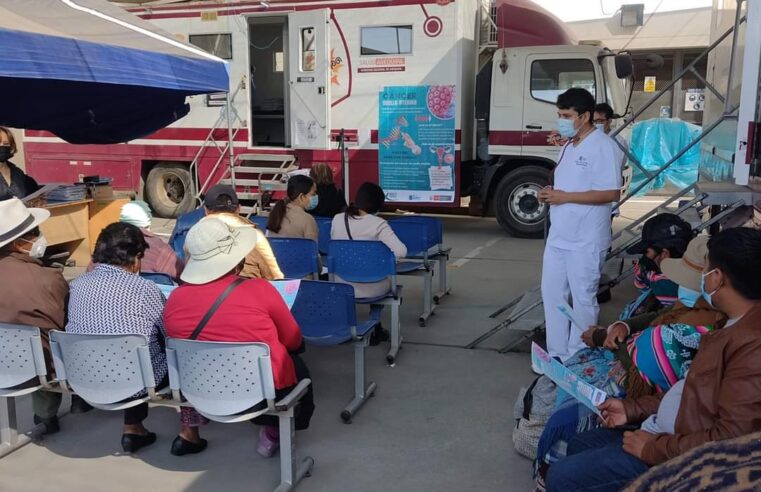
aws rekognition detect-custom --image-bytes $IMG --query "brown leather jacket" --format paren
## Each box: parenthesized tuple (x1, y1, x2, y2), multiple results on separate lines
(622, 302, 761, 465)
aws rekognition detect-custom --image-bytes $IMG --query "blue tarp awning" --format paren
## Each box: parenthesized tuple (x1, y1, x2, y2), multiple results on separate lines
(0, 0, 229, 144)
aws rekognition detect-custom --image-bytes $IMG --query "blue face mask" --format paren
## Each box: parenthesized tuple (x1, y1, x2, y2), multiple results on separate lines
(700, 269, 719, 307)
(557, 117, 579, 138)
(678, 285, 701, 308)
(305, 194, 319, 211)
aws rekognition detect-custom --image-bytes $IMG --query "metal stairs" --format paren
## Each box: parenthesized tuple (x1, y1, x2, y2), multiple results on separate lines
(218, 152, 298, 216)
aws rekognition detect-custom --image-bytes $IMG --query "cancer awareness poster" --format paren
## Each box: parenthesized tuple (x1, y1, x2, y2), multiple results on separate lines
(378, 85, 456, 203)
(531, 343, 608, 416)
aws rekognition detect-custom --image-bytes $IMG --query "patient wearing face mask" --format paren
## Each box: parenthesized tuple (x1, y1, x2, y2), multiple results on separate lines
(266, 174, 320, 242)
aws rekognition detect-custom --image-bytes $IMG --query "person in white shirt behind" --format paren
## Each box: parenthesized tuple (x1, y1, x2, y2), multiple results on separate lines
(331, 182, 407, 300)
(538, 88, 623, 361)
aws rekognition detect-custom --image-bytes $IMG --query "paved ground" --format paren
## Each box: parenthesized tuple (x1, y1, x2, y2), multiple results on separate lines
(1, 202, 648, 492)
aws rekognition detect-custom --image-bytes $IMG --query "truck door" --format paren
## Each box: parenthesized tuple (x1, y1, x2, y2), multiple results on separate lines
(522, 54, 598, 160)
(288, 10, 331, 149)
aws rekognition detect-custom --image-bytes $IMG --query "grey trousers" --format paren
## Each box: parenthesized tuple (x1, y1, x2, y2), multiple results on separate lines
(32, 391, 62, 419)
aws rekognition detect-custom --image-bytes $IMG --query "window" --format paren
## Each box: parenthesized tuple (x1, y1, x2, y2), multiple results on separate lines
(361, 26, 412, 56)
(530, 59, 595, 104)
(301, 27, 316, 72)
(189, 33, 232, 60)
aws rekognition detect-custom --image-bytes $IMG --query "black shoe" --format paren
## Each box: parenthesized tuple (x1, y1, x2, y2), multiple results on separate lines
(121, 432, 157, 453)
(171, 435, 208, 456)
(70, 395, 94, 414)
(369, 325, 390, 346)
(33, 415, 60, 435)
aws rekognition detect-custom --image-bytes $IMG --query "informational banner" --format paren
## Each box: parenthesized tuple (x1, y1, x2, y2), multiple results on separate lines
(531, 343, 608, 416)
(378, 85, 456, 203)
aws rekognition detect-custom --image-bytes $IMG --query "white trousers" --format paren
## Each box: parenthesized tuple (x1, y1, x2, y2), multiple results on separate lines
(541, 245, 606, 361)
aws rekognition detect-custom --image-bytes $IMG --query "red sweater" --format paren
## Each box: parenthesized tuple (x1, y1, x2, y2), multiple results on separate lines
(163, 275, 303, 389)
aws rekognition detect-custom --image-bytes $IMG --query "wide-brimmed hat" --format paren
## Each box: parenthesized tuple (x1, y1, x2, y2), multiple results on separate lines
(180, 217, 257, 285)
(626, 213, 693, 255)
(660, 235, 709, 292)
(0, 197, 50, 248)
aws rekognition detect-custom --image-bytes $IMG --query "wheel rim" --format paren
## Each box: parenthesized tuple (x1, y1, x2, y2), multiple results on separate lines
(508, 182, 546, 226)
(163, 174, 186, 204)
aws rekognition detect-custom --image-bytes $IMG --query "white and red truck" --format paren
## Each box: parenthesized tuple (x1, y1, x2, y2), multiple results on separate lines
(23, 0, 631, 237)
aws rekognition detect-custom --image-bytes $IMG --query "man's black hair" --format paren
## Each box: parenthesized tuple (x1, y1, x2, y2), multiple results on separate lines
(556, 88, 596, 123)
(92, 222, 148, 267)
(707, 227, 761, 300)
(594, 103, 615, 120)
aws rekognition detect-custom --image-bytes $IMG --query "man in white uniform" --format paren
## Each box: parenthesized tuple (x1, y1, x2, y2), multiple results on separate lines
(539, 89, 622, 360)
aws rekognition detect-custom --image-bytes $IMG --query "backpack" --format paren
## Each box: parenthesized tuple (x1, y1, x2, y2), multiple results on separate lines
(512, 375, 557, 460)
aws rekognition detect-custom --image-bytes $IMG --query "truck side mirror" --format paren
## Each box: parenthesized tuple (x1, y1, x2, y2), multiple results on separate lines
(614, 53, 633, 79)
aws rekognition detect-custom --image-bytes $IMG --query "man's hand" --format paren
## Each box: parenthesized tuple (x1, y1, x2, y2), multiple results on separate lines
(622, 430, 656, 459)
(538, 187, 568, 205)
(598, 398, 628, 427)
(604, 322, 629, 350)
(582, 325, 605, 348)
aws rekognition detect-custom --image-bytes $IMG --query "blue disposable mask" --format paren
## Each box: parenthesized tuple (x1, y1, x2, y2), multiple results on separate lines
(305, 194, 319, 211)
(557, 118, 579, 138)
(594, 123, 606, 133)
(677, 285, 701, 308)
(700, 269, 719, 307)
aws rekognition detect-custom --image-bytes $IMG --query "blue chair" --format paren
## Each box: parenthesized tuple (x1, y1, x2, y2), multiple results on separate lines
(49, 331, 166, 410)
(327, 240, 403, 365)
(289, 280, 378, 423)
(249, 214, 270, 231)
(392, 216, 451, 302)
(389, 221, 437, 326)
(268, 238, 320, 279)
(139, 272, 175, 286)
(313, 216, 332, 256)
(166, 338, 313, 491)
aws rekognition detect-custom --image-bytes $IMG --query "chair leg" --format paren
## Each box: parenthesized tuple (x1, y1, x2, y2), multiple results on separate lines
(434, 254, 451, 303)
(418, 270, 435, 327)
(0, 396, 35, 459)
(341, 338, 377, 423)
(274, 411, 314, 492)
(386, 300, 401, 365)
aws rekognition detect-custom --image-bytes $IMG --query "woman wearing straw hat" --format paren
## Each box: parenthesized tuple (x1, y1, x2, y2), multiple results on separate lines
(164, 218, 314, 457)
(0, 197, 68, 433)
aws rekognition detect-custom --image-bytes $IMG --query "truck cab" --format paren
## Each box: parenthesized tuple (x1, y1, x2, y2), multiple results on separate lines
(475, 43, 629, 238)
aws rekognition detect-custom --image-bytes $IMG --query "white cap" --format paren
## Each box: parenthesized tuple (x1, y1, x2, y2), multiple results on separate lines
(180, 217, 257, 285)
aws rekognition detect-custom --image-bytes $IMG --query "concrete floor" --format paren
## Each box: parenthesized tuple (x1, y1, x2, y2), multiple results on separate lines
(0, 202, 648, 492)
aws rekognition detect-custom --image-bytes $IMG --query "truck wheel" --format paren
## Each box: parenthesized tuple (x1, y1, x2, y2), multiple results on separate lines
(494, 165, 550, 239)
(145, 163, 195, 218)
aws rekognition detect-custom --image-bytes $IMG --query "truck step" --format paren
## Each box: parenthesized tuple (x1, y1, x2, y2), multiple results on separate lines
(236, 153, 296, 163)
(234, 165, 297, 174)
(220, 178, 287, 188)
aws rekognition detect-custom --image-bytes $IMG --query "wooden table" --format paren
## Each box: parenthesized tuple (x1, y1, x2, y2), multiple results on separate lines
(39, 198, 129, 267)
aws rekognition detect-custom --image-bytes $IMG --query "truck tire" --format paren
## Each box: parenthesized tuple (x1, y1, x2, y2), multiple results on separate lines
(145, 163, 195, 219)
(493, 165, 550, 239)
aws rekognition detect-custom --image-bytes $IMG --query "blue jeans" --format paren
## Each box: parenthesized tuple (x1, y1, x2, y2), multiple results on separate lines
(546, 428, 650, 492)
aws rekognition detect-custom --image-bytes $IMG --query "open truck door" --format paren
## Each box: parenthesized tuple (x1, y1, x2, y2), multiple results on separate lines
(288, 9, 331, 149)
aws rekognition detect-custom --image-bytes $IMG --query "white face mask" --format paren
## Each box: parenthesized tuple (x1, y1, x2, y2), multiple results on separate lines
(22, 235, 48, 259)
(594, 123, 606, 133)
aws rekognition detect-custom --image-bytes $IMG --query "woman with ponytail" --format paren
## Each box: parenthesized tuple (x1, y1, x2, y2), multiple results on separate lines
(267, 175, 319, 241)
(330, 182, 406, 299)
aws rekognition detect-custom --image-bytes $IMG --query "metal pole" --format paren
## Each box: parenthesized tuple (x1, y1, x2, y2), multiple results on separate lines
(226, 92, 236, 188)
(724, 0, 745, 115)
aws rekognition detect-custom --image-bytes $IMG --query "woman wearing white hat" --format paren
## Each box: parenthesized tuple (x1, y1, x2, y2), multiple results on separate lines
(164, 218, 314, 457)
(0, 198, 68, 433)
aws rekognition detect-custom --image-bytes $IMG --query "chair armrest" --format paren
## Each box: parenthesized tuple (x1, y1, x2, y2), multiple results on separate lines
(352, 320, 380, 339)
(275, 378, 312, 411)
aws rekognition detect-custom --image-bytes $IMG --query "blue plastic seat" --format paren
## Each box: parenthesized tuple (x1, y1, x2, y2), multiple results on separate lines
(389, 221, 437, 326)
(327, 239, 403, 364)
(289, 280, 378, 422)
(314, 216, 332, 256)
(268, 237, 320, 279)
(166, 338, 313, 490)
(249, 214, 269, 231)
(392, 216, 451, 301)
(49, 331, 164, 410)
(139, 272, 175, 285)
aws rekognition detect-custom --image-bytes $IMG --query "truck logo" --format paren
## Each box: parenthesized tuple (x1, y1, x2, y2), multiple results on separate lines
(330, 49, 344, 86)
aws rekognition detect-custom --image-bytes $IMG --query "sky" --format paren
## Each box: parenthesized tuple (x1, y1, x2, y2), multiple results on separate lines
(531, 0, 713, 22)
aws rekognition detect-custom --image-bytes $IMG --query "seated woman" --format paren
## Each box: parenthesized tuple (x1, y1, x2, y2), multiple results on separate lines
(330, 182, 407, 299)
(267, 175, 319, 241)
(0, 127, 39, 201)
(67, 222, 167, 453)
(163, 218, 314, 457)
(535, 236, 726, 488)
(308, 163, 346, 218)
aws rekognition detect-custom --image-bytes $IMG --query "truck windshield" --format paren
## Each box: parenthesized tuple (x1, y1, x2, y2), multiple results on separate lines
(602, 56, 628, 117)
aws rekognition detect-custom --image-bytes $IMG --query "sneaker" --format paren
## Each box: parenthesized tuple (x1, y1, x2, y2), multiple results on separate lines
(33, 415, 60, 435)
(256, 427, 279, 458)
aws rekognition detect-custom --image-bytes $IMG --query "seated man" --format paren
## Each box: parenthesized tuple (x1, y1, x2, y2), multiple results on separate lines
(546, 227, 761, 492)
(619, 213, 693, 320)
(0, 198, 82, 433)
